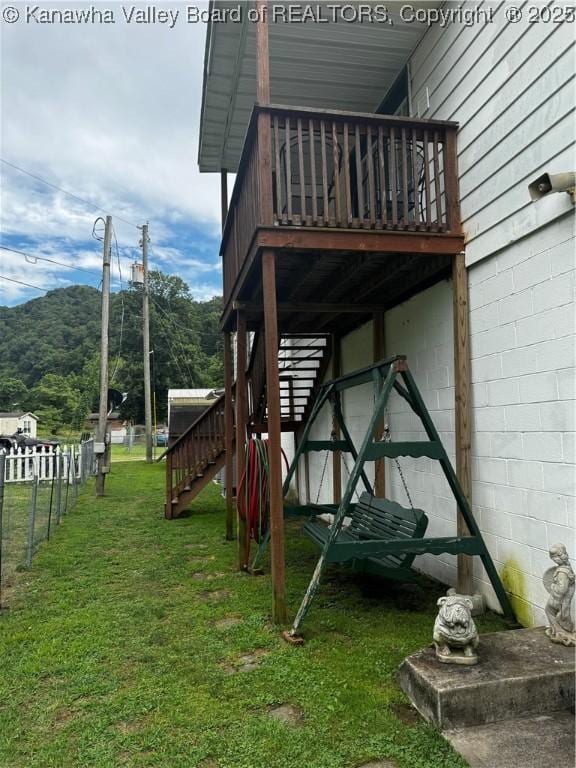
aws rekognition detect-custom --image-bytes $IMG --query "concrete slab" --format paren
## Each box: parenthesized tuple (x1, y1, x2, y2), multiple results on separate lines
(397, 627, 575, 729)
(444, 712, 575, 768)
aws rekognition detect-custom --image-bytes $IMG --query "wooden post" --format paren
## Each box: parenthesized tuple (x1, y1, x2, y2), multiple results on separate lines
(373, 311, 386, 497)
(444, 127, 461, 233)
(220, 170, 228, 232)
(235, 311, 248, 569)
(453, 252, 474, 594)
(95, 215, 112, 497)
(262, 249, 287, 624)
(294, 431, 301, 501)
(331, 335, 342, 504)
(224, 332, 235, 540)
(255, 0, 270, 103)
(255, 0, 273, 226)
(304, 452, 311, 503)
(165, 452, 173, 519)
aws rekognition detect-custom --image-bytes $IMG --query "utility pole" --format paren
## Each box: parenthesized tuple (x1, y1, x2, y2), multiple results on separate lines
(141, 223, 153, 463)
(95, 215, 112, 496)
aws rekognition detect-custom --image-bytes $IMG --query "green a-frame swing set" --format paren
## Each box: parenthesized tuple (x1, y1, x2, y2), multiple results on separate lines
(256, 354, 516, 639)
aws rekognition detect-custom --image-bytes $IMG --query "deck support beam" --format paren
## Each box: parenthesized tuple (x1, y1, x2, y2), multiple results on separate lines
(220, 170, 228, 232)
(235, 310, 248, 569)
(262, 249, 287, 624)
(223, 331, 235, 540)
(453, 252, 474, 594)
(373, 311, 386, 498)
(332, 335, 342, 504)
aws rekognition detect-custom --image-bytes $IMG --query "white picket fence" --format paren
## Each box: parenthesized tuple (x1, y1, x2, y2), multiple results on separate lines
(2, 441, 95, 484)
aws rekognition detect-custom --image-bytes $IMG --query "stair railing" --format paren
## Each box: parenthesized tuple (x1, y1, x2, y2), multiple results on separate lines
(164, 394, 226, 518)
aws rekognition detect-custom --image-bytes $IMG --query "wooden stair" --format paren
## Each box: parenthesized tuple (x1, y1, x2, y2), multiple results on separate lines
(164, 394, 227, 519)
(164, 334, 331, 519)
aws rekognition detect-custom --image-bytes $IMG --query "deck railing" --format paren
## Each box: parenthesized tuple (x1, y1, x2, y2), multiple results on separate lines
(221, 104, 460, 306)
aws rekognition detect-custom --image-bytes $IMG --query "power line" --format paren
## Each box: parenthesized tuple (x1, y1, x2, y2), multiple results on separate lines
(0, 244, 102, 278)
(0, 157, 141, 229)
(0, 274, 47, 293)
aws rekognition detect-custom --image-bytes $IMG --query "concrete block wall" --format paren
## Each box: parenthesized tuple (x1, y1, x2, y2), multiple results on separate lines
(466, 213, 575, 625)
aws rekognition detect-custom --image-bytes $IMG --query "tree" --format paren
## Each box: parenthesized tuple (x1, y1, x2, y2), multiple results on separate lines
(0, 377, 27, 411)
(29, 373, 83, 435)
(0, 275, 224, 431)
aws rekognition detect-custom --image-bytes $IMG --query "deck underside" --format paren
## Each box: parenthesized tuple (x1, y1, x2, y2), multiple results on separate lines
(222, 226, 462, 335)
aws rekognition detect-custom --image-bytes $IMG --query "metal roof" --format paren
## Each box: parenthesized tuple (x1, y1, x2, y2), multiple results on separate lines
(198, 1, 441, 173)
(168, 389, 216, 399)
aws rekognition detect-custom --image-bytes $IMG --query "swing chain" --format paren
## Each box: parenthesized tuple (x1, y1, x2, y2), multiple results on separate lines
(383, 419, 415, 510)
(315, 428, 336, 504)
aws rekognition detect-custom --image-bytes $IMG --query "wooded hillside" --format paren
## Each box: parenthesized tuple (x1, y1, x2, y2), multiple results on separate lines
(0, 274, 223, 434)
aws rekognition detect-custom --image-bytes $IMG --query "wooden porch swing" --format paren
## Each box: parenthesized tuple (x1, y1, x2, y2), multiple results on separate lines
(272, 355, 515, 639)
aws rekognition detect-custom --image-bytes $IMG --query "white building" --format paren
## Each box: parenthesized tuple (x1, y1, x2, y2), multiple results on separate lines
(0, 412, 38, 438)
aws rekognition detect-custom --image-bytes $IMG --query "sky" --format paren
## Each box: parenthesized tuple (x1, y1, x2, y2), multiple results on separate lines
(0, 1, 223, 306)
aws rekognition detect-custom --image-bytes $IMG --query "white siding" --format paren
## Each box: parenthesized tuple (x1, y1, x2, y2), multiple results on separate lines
(409, 0, 576, 265)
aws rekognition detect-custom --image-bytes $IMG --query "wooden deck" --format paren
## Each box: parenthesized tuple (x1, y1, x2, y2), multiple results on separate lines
(220, 104, 464, 333)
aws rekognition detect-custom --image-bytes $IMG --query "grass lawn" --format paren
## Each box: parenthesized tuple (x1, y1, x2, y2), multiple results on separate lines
(110, 444, 148, 461)
(0, 461, 507, 768)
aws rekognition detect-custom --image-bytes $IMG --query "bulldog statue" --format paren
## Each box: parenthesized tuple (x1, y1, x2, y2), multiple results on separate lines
(433, 594, 479, 665)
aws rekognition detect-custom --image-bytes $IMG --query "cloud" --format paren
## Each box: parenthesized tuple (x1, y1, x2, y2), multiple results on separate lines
(0, 1, 223, 306)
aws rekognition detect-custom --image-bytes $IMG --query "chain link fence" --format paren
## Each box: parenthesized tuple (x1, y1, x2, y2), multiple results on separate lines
(0, 439, 95, 607)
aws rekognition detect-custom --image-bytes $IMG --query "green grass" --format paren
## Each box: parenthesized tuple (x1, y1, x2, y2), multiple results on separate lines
(1, 478, 76, 594)
(110, 443, 147, 461)
(0, 462, 506, 768)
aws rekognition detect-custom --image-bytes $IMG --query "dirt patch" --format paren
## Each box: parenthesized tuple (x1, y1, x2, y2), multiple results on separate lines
(197, 759, 218, 768)
(189, 556, 213, 564)
(193, 572, 225, 582)
(214, 616, 242, 630)
(222, 648, 269, 675)
(356, 761, 398, 768)
(185, 543, 209, 550)
(199, 589, 230, 603)
(268, 703, 304, 726)
(115, 719, 147, 735)
(391, 701, 421, 726)
(53, 708, 76, 730)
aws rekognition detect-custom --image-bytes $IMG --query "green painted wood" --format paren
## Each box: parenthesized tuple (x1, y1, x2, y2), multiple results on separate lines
(400, 368, 517, 622)
(283, 504, 329, 517)
(278, 356, 516, 635)
(281, 384, 332, 496)
(318, 355, 404, 393)
(326, 536, 485, 563)
(303, 491, 430, 567)
(364, 441, 444, 460)
(290, 365, 399, 636)
(332, 392, 373, 496)
(303, 440, 351, 453)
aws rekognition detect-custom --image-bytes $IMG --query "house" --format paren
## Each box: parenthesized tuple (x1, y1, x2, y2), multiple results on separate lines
(0, 412, 38, 438)
(167, 388, 219, 446)
(85, 411, 125, 431)
(165, 2, 575, 627)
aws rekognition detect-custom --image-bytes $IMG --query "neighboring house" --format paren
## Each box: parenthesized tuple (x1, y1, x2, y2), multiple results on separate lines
(0, 412, 38, 438)
(166, 2, 574, 626)
(167, 389, 219, 446)
(85, 412, 125, 431)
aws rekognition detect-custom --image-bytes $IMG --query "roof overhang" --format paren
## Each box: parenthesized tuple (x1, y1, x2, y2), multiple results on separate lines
(198, 0, 441, 173)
